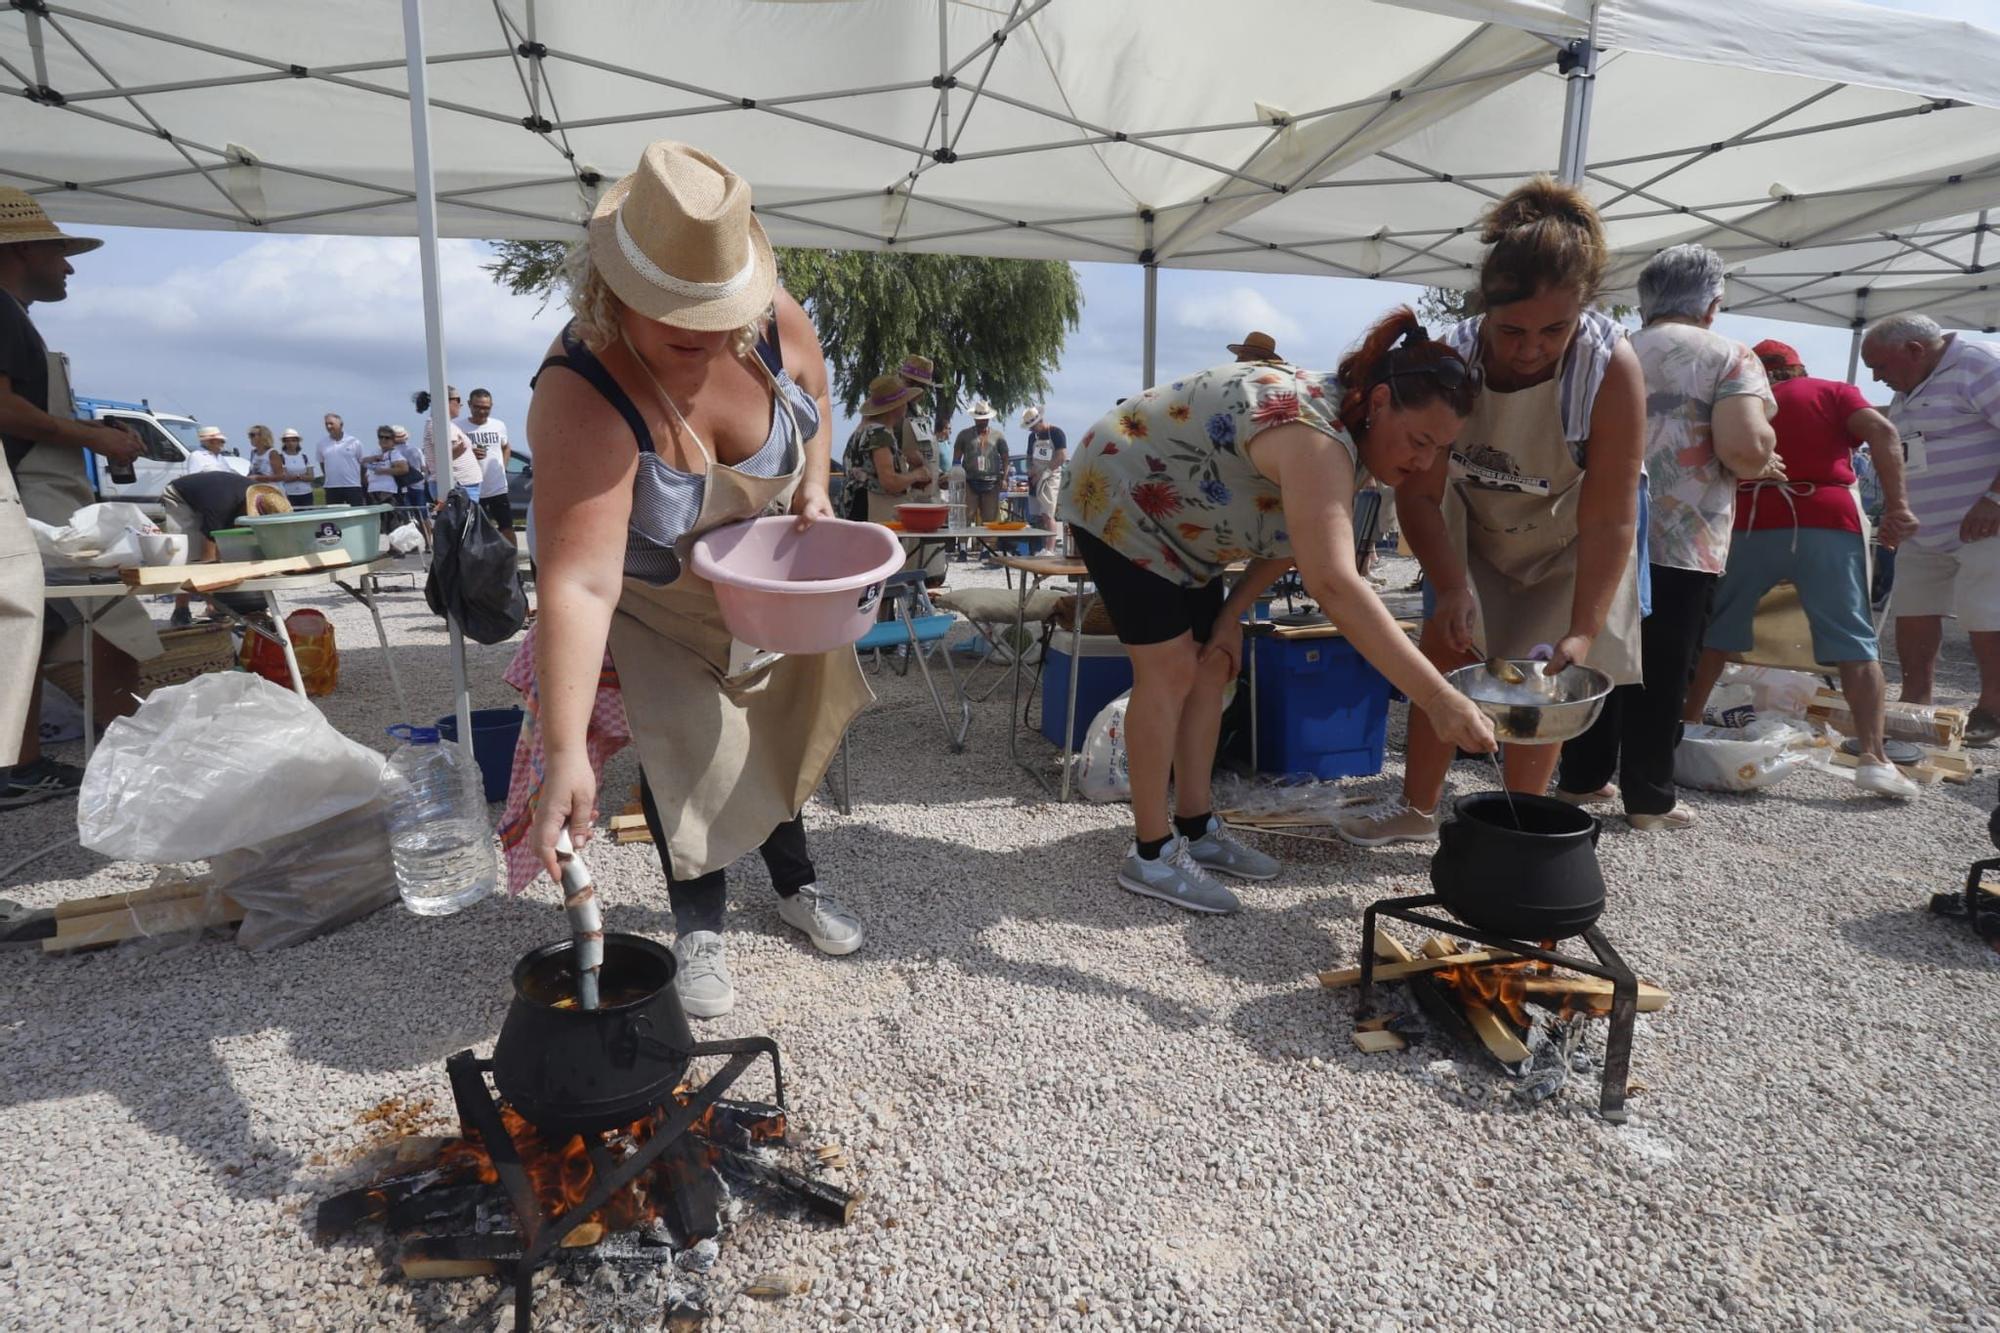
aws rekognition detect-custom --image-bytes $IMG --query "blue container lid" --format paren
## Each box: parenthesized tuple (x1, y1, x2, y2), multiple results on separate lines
(387, 723, 441, 745)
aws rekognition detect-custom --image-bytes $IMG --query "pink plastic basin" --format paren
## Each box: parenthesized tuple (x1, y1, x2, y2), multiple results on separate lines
(688, 516, 905, 654)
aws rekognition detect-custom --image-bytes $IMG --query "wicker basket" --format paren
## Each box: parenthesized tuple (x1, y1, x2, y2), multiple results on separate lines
(43, 623, 238, 703)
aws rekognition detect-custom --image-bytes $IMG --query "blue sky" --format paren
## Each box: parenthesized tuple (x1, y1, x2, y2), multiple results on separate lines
(25, 0, 1983, 455)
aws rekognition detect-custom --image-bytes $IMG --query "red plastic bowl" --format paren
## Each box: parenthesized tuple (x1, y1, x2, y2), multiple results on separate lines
(896, 503, 949, 533)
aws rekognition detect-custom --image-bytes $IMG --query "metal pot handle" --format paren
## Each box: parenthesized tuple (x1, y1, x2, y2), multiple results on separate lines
(614, 1012, 652, 1068)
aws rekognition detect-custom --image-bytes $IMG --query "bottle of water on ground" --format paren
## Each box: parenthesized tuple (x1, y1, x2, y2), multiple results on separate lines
(383, 724, 497, 915)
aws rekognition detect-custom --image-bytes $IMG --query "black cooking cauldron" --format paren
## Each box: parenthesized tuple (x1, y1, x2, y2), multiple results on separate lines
(491, 932, 695, 1135)
(1430, 792, 1606, 939)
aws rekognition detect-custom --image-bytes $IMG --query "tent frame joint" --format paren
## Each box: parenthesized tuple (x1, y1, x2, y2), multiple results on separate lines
(515, 40, 546, 60)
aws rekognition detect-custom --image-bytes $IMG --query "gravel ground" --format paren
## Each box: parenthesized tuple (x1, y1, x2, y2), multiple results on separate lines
(2, 551, 1996, 1332)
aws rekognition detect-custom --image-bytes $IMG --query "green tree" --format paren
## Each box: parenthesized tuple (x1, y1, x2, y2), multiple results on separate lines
(485, 241, 1081, 425)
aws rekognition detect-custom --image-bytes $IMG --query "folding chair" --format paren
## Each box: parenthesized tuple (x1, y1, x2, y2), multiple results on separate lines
(933, 585, 1064, 702)
(828, 572, 972, 814)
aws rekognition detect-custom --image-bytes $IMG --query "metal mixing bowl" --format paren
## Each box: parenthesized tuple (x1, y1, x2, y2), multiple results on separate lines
(1445, 659, 1614, 743)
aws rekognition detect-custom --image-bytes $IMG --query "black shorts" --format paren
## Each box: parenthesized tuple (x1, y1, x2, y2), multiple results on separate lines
(1072, 526, 1225, 647)
(480, 493, 515, 531)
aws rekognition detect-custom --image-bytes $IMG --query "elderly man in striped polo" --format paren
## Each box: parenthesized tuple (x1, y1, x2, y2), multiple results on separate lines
(1862, 313, 2000, 744)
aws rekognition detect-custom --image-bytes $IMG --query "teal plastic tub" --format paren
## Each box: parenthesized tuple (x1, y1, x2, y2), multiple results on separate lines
(239, 505, 389, 562)
(211, 527, 259, 562)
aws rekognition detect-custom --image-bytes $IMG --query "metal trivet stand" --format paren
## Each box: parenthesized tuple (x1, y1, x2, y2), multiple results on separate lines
(444, 1037, 784, 1333)
(1354, 893, 1639, 1123)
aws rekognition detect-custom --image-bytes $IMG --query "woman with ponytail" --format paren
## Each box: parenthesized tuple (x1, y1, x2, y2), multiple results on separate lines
(1056, 307, 1495, 914)
(1337, 176, 1646, 848)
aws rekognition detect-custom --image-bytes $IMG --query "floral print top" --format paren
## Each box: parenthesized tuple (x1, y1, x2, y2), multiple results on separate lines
(1631, 322, 1775, 574)
(1057, 363, 1358, 587)
(842, 420, 901, 496)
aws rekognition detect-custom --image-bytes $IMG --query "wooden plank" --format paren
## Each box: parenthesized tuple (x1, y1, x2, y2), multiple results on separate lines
(43, 894, 243, 952)
(122, 549, 351, 590)
(1372, 928, 1417, 964)
(1518, 976, 1670, 1013)
(1807, 688, 1965, 749)
(1351, 1028, 1407, 1054)
(1830, 748, 1945, 785)
(1317, 948, 1517, 990)
(607, 813, 648, 832)
(613, 827, 655, 845)
(54, 879, 206, 921)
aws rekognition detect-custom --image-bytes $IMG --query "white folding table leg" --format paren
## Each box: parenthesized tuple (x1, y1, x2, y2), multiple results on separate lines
(358, 575, 410, 722)
(263, 591, 307, 696)
(81, 613, 96, 763)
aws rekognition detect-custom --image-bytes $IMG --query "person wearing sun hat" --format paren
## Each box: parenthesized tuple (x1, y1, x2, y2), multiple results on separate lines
(894, 354, 942, 503)
(954, 399, 1010, 526)
(0, 187, 148, 809)
(841, 372, 930, 524)
(521, 141, 867, 1020)
(1228, 330, 1286, 364)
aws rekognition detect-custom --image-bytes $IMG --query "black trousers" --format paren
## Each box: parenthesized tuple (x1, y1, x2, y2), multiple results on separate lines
(637, 776, 814, 936)
(1558, 564, 1717, 816)
(323, 485, 366, 507)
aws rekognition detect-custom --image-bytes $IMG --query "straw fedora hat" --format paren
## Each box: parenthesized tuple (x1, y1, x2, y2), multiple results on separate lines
(245, 484, 294, 516)
(587, 141, 775, 331)
(859, 373, 924, 417)
(1227, 330, 1280, 361)
(898, 354, 936, 388)
(0, 187, 103, 255)
(969, 399, 996, 420)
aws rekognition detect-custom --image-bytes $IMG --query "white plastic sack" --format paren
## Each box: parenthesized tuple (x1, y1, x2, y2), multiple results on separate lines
(1075, 690, 1132, 803)
(27, 501, 161, 568)
(205, 798, 397, 950)
(386, 521, 425, 555)
(1674, 719, 1817, 793)
(78, 672, 387, 862)
(1700, 683, 1757, 729)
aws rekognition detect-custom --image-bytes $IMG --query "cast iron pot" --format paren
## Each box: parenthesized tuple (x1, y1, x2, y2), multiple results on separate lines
(491, 932, 695, 1135)
(1430, 792, 1606, 939)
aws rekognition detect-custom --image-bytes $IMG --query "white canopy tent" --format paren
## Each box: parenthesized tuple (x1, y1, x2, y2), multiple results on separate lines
(7, 0, 1998, 731)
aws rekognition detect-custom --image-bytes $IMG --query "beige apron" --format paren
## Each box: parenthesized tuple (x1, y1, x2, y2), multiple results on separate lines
(1444, 375, 1642, 684)
(0, 453, 42, 766)
(606, 344, 872, 882)
(15, 441, 163, 665)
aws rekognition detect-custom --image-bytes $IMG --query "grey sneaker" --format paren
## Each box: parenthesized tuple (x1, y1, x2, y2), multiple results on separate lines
(776, 883, 865, 956)
(1117, 837, 1241, 915)
(1334, 796, 1441, 847)
(1183, 815, 1280, 881)
(672, 930, 736, 1018)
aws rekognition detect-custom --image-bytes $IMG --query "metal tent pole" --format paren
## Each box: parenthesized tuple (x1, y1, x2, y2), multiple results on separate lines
(1847, 288, 1870, 384)
(401, 0, 474, 750)
(1141, 211, 1158, 389)
(1555, 33, 1599, 186)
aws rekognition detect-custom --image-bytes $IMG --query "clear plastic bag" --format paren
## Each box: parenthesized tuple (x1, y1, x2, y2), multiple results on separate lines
(27, 501, 161, 568)
(1674, 719, 1819, 792)
(78, 672, 386, 862)
(204, 798, 398, 950)
(387, 521, 425, 555)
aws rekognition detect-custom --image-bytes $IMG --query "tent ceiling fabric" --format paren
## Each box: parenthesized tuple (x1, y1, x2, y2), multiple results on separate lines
(4, 0, 1999, 330)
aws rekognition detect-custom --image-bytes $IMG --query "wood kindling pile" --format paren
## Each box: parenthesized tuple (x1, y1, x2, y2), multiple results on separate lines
(313, 1095, 858, 1296)
(43, 881, 242, 954)
(1323, 928, 1668, 1069)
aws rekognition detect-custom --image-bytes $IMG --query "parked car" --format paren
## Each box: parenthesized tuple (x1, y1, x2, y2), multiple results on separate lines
(70, 387, 244, 508)
(507, 441, 533, 527)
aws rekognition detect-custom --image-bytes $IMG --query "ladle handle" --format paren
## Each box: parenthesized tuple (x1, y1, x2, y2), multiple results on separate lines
(555, 829, 604, 1010)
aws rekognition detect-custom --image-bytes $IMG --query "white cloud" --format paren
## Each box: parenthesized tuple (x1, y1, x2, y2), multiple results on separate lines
(1170, 286, 1304, 344)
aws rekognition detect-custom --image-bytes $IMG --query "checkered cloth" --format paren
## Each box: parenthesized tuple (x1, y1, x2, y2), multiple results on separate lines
(496, 622, 632, 895)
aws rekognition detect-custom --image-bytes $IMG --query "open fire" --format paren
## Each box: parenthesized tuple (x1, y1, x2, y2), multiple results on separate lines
(316, 1055, 855, 1329)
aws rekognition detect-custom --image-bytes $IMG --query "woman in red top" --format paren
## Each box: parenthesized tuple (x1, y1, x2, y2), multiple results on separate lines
(1684, 340, 1919, 797)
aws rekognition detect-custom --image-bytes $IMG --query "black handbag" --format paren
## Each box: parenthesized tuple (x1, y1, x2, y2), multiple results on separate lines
(426, 487, 528, 644)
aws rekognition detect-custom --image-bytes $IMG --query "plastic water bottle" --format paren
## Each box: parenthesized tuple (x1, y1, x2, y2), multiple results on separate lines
(383, 724, 497, 916)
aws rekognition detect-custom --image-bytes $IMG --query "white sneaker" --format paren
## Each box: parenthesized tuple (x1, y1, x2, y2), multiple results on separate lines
(1854, 761, 1919, 801)
(672, 931, 736, 1018)
(776, 883, 865, 955)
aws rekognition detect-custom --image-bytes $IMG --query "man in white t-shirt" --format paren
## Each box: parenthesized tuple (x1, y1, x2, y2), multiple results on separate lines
(455, 387, 513, 536)
(317, 412, 365, 505)
(186, 425, 233, 474)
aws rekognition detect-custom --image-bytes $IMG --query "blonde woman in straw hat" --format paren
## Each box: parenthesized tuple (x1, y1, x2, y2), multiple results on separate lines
(0, 186, 147, 808)
(524, 141, 865, 1019)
